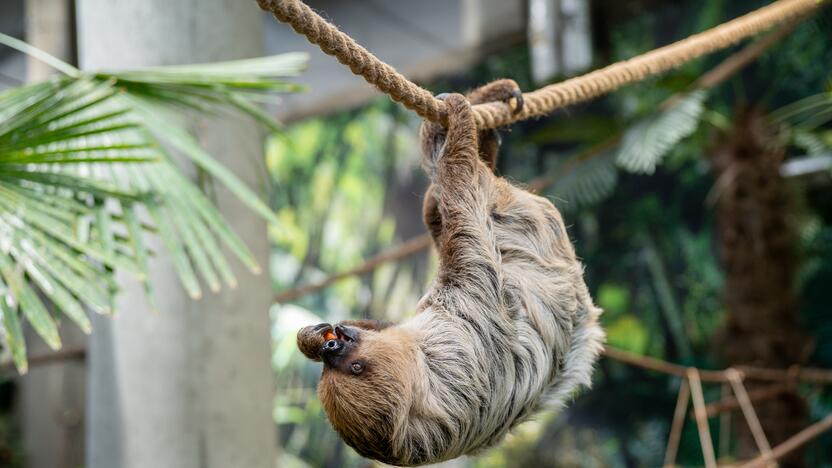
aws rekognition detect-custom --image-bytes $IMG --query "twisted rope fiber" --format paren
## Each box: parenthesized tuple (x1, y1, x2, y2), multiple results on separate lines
(257, 0, 825, 128)
(257, 0, 443, 123)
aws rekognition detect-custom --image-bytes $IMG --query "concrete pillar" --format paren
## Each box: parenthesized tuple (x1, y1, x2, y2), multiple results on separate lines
(25, 0, 74, 81)
(77, 1, 277, 466)
(20, 2, 86, 467)
(528, 0, 592, 83)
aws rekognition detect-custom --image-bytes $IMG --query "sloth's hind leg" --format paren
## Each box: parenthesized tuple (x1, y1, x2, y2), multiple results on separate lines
(466, 79, 523, 171)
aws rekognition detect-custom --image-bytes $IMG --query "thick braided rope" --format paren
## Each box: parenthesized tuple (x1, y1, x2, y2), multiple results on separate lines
(256, 0, 443, 123)
(258, 0, 826, 128)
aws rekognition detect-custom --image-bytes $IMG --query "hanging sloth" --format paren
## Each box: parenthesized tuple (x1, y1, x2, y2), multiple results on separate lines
(297, 80, 605, 466)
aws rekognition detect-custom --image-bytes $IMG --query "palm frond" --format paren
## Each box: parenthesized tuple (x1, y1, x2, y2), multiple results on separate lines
(545, 150, 619, 212)
(793, 130, 830, 156)
(773, 91, 832, 131)
(0, 33, 306, 372)
(616, 90, 707, 174)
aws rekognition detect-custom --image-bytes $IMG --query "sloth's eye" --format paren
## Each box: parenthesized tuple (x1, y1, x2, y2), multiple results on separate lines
(350, 361, 364, 375)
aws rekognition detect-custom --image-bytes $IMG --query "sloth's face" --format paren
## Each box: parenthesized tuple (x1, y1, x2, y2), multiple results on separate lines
(297, 322, 416, 462)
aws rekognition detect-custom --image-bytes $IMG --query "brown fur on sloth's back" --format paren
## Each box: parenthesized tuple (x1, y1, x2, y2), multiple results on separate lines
(299, 87, 604, 466)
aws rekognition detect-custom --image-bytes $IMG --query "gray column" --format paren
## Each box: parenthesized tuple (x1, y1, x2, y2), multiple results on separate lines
(77, 1, 277, 467)
(25, 0, 74, 81)
(21, 2, 86, 467)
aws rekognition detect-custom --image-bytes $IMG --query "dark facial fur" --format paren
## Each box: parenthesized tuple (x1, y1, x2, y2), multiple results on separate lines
(298, 80, 604, 466)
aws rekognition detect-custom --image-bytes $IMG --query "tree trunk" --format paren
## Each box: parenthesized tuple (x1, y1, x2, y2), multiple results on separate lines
(711, 109, 808, 466)
(77, 1, 277, 467)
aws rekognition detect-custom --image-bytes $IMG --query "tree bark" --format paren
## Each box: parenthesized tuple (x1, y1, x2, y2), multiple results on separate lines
(77, 1, 277, 467)
(710, 109, 808, 466)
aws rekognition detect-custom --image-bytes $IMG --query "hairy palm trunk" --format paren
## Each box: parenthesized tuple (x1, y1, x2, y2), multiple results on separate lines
(710, 109, 807, 466)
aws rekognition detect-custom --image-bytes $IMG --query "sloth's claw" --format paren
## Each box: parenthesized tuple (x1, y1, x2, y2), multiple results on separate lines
(509, 88, 524, 115)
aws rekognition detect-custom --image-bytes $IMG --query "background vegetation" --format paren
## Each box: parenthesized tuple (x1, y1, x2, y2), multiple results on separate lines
(0, 0, 828, 466)
(270, 0, 832, 466)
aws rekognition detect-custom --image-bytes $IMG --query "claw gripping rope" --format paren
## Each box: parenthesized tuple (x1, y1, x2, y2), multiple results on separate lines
(257, 0, 826, 128)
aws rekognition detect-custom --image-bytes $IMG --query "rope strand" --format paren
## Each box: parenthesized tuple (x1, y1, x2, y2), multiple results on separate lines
(257, 0, 826, 128)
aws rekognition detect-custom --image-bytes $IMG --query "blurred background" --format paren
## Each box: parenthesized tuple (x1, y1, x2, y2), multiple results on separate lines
(0, 0, 831, 467)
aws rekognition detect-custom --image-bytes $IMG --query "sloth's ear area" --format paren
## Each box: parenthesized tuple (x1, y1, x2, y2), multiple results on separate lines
(297, 323, 333, 361)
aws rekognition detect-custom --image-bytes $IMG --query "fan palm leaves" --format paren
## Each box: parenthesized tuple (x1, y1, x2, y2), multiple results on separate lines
(0, 33, 307, 372)
(615, 90, 708, 174)
(538, 83, 830, 211)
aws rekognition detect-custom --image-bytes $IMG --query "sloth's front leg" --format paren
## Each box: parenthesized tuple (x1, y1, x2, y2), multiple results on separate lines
(431, 94, 501, 298)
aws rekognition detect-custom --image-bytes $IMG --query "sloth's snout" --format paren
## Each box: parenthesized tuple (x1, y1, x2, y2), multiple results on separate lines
(322, 338, 349, 367)
(319, 325, 360, 367)
(323, 339, 342, 353)
(322, 337, 346, 358)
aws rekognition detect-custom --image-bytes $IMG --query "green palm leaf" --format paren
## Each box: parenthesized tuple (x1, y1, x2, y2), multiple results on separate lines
(0, 33, 306, 372)
(616, 90, 707, 174)
(773, 91, 832, 131)
(546, 150, 619, 212)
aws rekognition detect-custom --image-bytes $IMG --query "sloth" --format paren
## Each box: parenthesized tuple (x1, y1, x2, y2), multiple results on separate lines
(297, 80, 605, 466)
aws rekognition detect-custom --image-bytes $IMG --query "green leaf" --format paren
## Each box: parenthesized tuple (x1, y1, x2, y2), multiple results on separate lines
(18, 255, 92, 334)
(124, 206, 157, 313)
(124, 94, 279, 224)
(98, 53, 308, 87)
(546, 150, 619, 211)
(773, 91, 832, 128)
(793, 130, 830, 156)
(0, 189, 143, 276)
(159, 172, 238, 289)
(0, 253, 61, 349)
(183, 178, 260, 274)
(616, 90, 707, 174)
(0, 170, 144, 201)
(605, 315, 649, 354)
(0, 32, 80, 77)
(0, 278, 28, 373)
(146, 202, 202, 300)
(165, 194, 222, 293)
(0, 38, 304, 368)
(597, 283, 630, 318)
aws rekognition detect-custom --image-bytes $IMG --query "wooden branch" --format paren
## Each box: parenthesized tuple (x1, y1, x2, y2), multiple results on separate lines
(727, 369, 774, 463)
(739, 415, 832, 468)
(602, 347, 832, 385)
(274, 234, 432, 303)
(718, 383, 732, 460)
(663, 379, 691, 468)
(688, 368, 718, 468)
(737, 366, 832, 385)
(602, 347, 727, 382)
(704, 383, 789, 417)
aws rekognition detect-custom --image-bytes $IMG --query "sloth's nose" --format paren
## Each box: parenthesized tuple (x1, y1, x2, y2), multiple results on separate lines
(323, 339, 342, 354)
(322, 339, 345, 367)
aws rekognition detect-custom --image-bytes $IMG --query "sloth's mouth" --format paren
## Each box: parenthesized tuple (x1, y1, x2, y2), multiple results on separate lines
(320, 325, 360, 367)
(319, 325, 357, 343)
